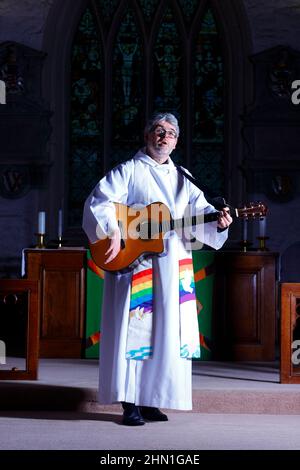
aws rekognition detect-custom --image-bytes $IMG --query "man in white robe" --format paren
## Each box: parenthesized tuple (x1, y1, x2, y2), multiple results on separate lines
(83, 112, 232, 425)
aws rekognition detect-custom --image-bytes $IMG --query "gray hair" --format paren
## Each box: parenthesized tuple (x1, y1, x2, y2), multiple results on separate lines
(144, 112, 180, 137)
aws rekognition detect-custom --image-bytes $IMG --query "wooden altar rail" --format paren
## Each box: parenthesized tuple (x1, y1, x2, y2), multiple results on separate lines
(0, 279, 39, 380)
(281, 283, 300, 383)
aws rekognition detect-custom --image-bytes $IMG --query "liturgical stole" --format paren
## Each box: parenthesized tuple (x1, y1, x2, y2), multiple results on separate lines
(125, 257, 201, 360)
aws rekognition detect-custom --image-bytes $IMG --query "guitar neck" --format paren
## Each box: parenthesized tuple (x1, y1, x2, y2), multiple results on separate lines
(160, 208, 238, 234)
(170, 212, 217, 231)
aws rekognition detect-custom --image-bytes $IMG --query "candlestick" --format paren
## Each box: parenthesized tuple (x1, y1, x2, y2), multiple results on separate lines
(239, 240, 252, 252)
(242, 219, 248, 241)
(58, 235, 62, 248)
(58, 209, 63, 238)
(238, 218, 251, 251)
(35, 233, 46, 249)
(259, 217, 266, 238)
(257, 236, 269, 251)
(38, 211, 46, 234)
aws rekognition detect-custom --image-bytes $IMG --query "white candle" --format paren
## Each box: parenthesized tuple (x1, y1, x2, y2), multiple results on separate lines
(259, 217, 266, 237)
(58, 209, 63, 238)
(242, 219, 248, 241)
(38, 211, 46, 234)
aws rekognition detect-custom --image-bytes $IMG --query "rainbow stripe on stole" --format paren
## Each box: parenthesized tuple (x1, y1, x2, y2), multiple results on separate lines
(179, 259, 200, 358)
(129, 268, 153, 314)
(126, 266, 154, 360)
(179, 259, 196, 305)
(126, 258, 200, 360)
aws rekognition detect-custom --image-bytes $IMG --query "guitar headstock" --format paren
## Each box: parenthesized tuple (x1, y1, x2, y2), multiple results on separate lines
(236, 202, 268, 219)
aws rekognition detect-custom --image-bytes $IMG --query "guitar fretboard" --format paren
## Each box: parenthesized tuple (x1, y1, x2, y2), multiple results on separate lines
(158, 211, 221, 235)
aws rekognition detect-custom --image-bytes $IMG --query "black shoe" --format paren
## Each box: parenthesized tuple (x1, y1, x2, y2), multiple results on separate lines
(121, 402, 145, 426)
(139, 406, 168, 422)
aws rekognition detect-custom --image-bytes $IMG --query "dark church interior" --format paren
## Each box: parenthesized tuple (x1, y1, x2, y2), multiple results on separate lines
(0, 0, 300, 454)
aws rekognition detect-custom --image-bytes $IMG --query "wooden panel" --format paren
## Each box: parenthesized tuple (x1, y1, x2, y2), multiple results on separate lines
(42, 270, 81, 338)
(226, 271, 259, 343)
(0, 280, 39, 380)
(26, 249, 86, 358)
(280, 283, 300, 383)
(214, 252, 277, 361)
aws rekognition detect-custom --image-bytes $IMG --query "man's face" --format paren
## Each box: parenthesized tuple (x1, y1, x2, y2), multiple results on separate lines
(145, 120, 178, 161)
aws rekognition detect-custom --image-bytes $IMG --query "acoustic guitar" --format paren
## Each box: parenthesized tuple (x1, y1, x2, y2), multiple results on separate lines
(89, 201, 267, 274)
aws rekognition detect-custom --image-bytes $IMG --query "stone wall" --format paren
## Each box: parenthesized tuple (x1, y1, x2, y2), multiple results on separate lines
(244, 0, 300, 53)
(1, 1, 300, 53)
(0, 0, 54, 49)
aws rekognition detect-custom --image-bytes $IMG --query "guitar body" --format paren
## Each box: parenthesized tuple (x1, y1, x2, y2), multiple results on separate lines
(89, 202, 170, 273)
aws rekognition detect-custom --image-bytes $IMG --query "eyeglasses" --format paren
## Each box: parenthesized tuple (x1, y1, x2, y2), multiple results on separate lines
(152, 126, 178, 139)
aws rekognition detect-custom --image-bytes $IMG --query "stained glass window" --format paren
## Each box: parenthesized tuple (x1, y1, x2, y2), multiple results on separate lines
(137, 0, 160, 23)
(95, 0, 119, 29)
(69, 7, 103, 226)
(178, 0, 199, 24)
(69, 1, 225, 228)
(110, 9, 143, 168)
(192, 8, 224, 195)
(153, 7, 182, 117)
(153, 6, 184, 165)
